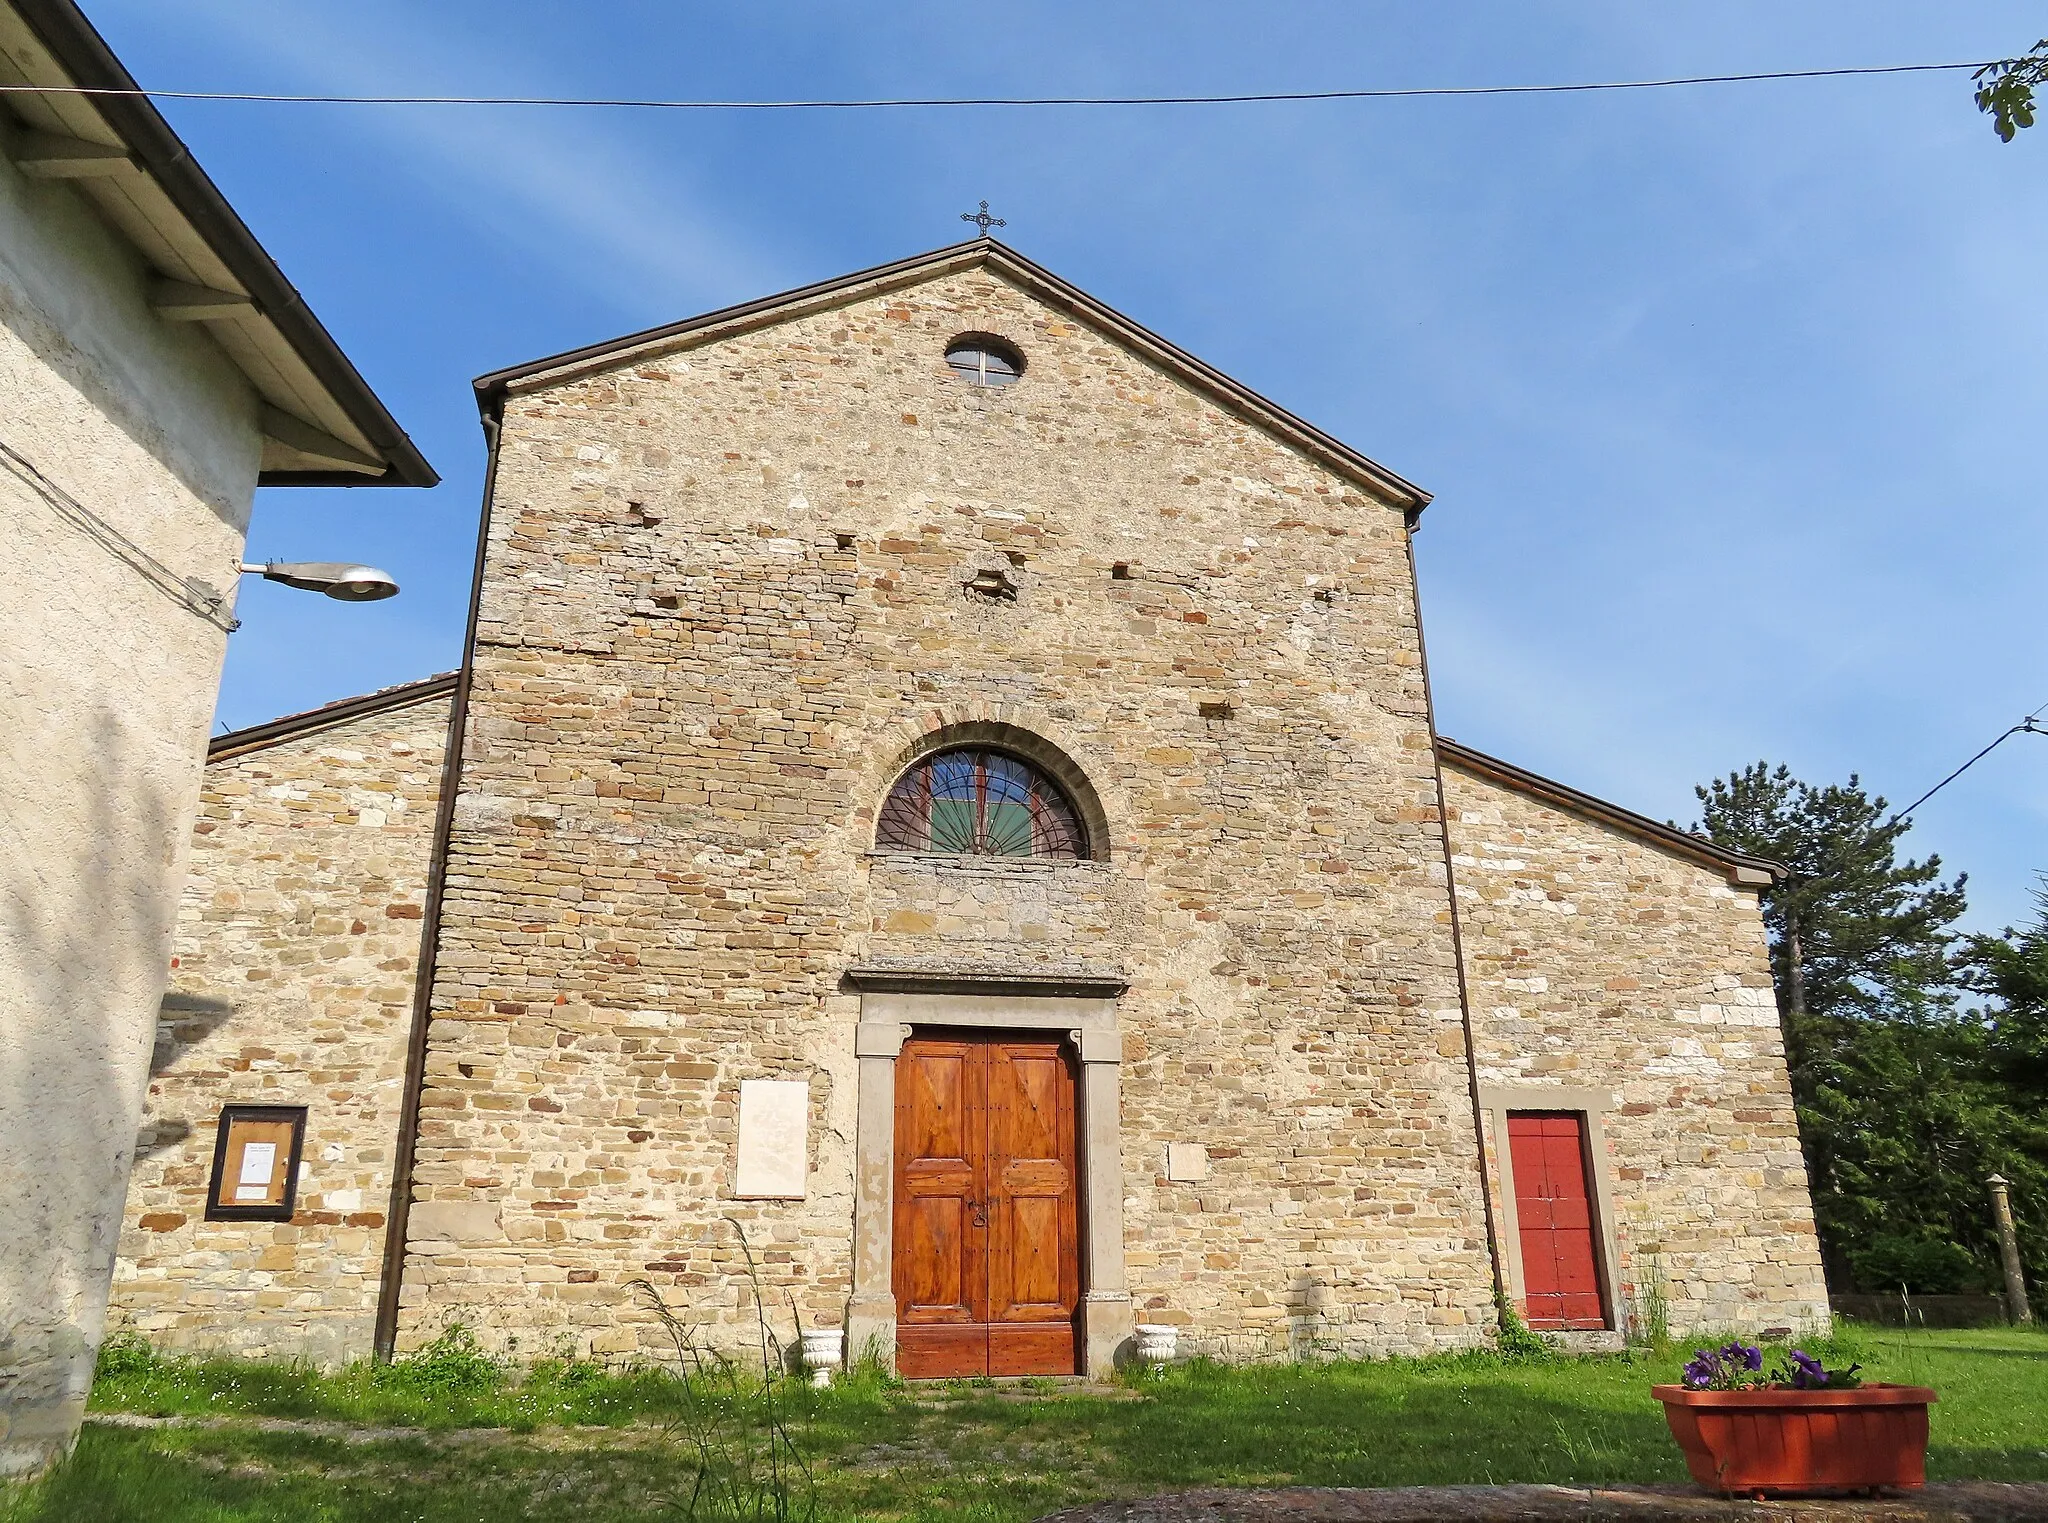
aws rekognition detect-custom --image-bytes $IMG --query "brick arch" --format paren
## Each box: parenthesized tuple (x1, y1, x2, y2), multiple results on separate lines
(863, 708, 1115, 863)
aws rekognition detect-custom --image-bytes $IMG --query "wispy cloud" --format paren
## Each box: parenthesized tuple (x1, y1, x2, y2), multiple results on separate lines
(166, 0, 788, 316)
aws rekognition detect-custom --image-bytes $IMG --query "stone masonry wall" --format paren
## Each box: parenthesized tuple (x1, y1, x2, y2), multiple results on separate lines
(403, 256, 1499, 1362)
(109, 688, 450, 1366)
(1442, 759, 1831, 1337)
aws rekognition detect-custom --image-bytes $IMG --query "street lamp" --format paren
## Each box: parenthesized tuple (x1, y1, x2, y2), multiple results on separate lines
(239, 560, 399, 602)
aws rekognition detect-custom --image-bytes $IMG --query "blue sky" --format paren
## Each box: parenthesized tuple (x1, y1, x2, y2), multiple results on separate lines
(88, 2, 2048, 933)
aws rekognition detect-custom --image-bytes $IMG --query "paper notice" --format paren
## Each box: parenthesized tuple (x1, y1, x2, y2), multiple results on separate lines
(238, 1141, 276, 1186)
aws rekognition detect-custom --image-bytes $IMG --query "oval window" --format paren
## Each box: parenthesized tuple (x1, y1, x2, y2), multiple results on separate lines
(877, 748, 1083, 858)
(944, 335, 1024, 388)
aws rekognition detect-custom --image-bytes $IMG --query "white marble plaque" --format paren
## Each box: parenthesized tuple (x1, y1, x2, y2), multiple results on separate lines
(734, 1079, 809, 1199)
(1166, 1142, 1209, 1182)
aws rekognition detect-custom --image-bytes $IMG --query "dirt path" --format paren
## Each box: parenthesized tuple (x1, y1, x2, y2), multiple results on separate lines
(83, 1410, 664, 1450)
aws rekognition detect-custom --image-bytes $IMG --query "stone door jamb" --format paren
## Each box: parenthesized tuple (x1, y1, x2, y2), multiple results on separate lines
(844, 968, 1131, 1378)
(1477, 1083, 1625, 1339)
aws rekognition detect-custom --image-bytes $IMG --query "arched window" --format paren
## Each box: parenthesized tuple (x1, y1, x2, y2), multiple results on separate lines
(944, 334, 1024, 387)
(877, 748, 1085, 859)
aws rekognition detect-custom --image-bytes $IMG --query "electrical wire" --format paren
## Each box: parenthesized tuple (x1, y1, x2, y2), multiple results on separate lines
(0, 60, 1995, 113)
(0, 437, 240, 633)
(1896, 701, 2048, 820)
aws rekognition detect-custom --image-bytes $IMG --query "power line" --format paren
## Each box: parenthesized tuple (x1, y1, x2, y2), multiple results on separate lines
(0, 436, 239, 632)
(1897, 701, 2048, 821)
(0, 60, 1995, 113)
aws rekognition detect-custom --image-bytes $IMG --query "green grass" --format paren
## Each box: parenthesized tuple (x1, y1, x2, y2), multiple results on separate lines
(76, 1338, 686, 1433)
(3, 1323, 2043, 1522)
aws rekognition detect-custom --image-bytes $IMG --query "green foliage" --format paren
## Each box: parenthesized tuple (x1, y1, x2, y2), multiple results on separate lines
(1959, 891, 2048, 1095)
(1629, 1257, 1671, 1349)
(1976, 42, 2048, 142)
(93, 1329, 157, 1380)
(1851, 1232, 1985, 1296)
(1692, 765, 2046, 1298)
(372, 1322, 507, 1397)
(1955, 892, 2048, 1287)
(1491, 1289, 1551, 1359)
(88, 1340, 686, 1431)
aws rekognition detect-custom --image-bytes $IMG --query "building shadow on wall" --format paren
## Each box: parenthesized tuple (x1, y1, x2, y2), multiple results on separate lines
(3, 276, 255, 534)
(138, 991, 235, 1161)
(0, 701, 185, 1425)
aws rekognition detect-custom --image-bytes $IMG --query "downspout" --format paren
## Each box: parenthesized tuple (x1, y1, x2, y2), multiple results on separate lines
(1401, 505, 1509, 1314)
(372, 404, 503, 1358)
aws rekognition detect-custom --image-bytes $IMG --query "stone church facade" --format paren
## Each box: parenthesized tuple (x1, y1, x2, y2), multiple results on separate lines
(112, 242, 1829, 1375)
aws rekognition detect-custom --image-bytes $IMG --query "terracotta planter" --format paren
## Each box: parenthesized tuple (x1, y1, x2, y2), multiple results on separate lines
(1653, 1384, 1936, 1497)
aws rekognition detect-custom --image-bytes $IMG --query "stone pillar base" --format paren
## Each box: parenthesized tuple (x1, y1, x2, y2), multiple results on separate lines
(844, 1294, 897, 1374)
(1081, 1290, 1133, 1378)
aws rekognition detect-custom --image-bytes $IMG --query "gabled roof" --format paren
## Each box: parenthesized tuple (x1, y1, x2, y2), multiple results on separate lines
(474, 237, 1431, 514)
(1438, 736, 1785, 887)
(208, 673, 456, 762)
(1, 0, 436, 487)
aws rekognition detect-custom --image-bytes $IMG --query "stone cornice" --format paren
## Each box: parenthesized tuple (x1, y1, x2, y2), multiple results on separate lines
(842, 965, 1129, 999)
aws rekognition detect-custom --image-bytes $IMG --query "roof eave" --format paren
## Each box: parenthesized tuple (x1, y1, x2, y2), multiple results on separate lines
(9, 0, 438, 489)
(1437, 736, 1788, 887)
(208, 672, 457, 762)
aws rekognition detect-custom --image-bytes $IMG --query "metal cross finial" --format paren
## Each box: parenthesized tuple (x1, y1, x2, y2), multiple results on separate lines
(960, 200, 1006, 236)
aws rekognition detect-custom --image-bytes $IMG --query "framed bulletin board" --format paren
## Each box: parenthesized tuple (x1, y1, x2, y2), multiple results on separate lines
(205, 1105, 307, 1222)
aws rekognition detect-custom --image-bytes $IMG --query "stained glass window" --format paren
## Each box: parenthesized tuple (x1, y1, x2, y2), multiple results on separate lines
(877, 749, 1084, 859)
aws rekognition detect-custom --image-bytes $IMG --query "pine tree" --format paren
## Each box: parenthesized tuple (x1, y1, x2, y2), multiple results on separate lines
(1692, 763, 1965, 1023)
(1956, 895, 2048, 1285)
(1961, 889, 2048, 1094)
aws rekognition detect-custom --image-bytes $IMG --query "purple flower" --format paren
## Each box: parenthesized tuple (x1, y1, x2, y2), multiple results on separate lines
(1722, 1341, 1763, 1372)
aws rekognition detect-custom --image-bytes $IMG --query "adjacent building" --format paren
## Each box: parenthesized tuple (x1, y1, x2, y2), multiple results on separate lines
(0, 0, 431, 1475)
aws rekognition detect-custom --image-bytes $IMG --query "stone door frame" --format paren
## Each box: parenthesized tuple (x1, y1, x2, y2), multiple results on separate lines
(1476, 1083, 1625, 1337)
(843, 968, 1132, 1377)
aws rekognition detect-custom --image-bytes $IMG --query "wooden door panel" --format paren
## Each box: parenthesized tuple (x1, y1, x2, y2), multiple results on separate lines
(894, 1039, 985, 1340)
(989, 1321, 1081, 1377)
(985, 1040, 1079, 1331)
(1000, 1052, 1063, 1157)
(1001, 1158, 1069, 1194)
(901, 1049, 971, 1160)
(898, 1325, 990, 1381)
(893, 1032, 1082, 1377)
(900, 1197, 971, 1318)
(1003, 1197, 1063, 1307)
(1507, 1111, 1608, 1331)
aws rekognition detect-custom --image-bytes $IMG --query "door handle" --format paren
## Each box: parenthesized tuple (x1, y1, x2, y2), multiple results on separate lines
(970, 1199, 989, 1229)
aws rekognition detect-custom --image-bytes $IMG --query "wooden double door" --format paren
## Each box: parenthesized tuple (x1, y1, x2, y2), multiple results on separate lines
(893, 1033, 1082, 1378)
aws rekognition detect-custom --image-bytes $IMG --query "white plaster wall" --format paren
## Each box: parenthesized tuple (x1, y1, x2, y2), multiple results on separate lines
(0, 134, 262, 1474)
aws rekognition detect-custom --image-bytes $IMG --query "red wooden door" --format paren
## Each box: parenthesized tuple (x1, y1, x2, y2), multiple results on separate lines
(894, 1034, 1081, 1378)
(1507, 1112, 1608, 1330)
